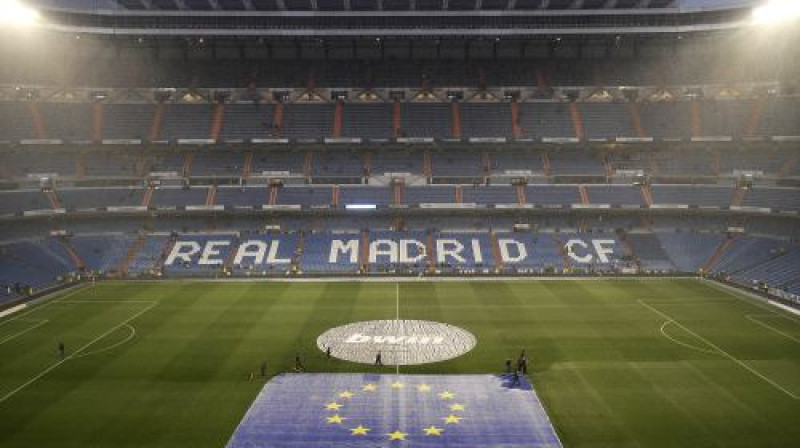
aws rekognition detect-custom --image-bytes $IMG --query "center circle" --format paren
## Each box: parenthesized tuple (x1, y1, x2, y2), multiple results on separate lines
(317, 319, 476, 366)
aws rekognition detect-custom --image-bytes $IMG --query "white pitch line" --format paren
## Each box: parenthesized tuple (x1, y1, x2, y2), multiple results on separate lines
(0, 286, 88, 328)
(0, 320, 49, 346)
(280, 301, 731, 311)
(0, 301, 156, 406)
(58, 300, 156, 304)
(703, 280, 800, 322)
(74, 324, 137, 359)
(639, 300, 799, 400)
(658, 321, 718, 356)
(745, 315, 800, 345)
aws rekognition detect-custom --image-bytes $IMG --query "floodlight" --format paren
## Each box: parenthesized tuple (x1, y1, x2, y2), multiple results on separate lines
(0, 0, 40, 27)
(752, 1, 800, 25)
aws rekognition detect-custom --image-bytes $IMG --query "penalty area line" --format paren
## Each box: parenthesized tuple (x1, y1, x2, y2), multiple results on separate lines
(0, 320, 49, 346)
(0, 301, 157, 406)
(639, 300, 799, 400)
(703, 280, 800, 322)
(745, 315, 800, 345)
(0, 286, 89, 328)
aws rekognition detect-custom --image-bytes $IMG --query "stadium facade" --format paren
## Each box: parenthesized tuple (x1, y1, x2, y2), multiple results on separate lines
(1, 0, 798, 306)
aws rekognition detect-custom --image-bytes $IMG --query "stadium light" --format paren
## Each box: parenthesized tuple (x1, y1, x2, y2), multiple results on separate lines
(752, 1, 800, 25)
(0, 0, 40, 27)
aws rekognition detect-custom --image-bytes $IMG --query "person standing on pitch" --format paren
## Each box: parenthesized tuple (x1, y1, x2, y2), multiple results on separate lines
(516, 349, 529, 374)
(374, 351, 383, 366)
(294, 353, 305, 372)
(326, 345, 332, 359)
(58, 341, 66, 359)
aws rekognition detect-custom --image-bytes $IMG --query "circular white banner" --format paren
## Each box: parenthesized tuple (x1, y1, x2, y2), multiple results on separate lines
(317, 319, 476, 366)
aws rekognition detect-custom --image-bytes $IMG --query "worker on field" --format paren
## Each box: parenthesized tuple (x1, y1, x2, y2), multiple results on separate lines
(374, 351, 383, 366)
(517, 356, 528, 374)
(58, 341, 66, 359)
(294, 353, 305, 372)
(326, 345, 332, 359)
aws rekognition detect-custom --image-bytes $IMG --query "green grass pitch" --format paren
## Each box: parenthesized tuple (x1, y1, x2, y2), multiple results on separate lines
(1, 279, 800, 447)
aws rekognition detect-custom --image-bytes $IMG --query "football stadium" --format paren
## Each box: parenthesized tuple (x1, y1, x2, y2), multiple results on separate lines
(0, 0, 799, 447)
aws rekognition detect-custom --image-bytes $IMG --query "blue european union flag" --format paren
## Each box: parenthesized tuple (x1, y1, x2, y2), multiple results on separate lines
(226, 373, 562, 448)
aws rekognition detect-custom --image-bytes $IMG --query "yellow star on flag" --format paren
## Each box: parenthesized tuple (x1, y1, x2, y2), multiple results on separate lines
(338, 390, 355, 399)
(326, 414, 346, 424)
(417, 383, 432, 392)
(450, 403, 465, 411)
(350, 425, 371, 435)
(362, 383, 377, 392)
(443, 414, 462, 424)
(438, 391, 456, 400)
(387, 430, 408, 440)
(423, 425, 444, 436)
(325, 402, 343, 411)
(391, 381, 404, 389)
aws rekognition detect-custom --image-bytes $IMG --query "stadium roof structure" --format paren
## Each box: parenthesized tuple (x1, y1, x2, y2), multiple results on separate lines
(29, 0, 758, 13)
(25, 0, 763, 36)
